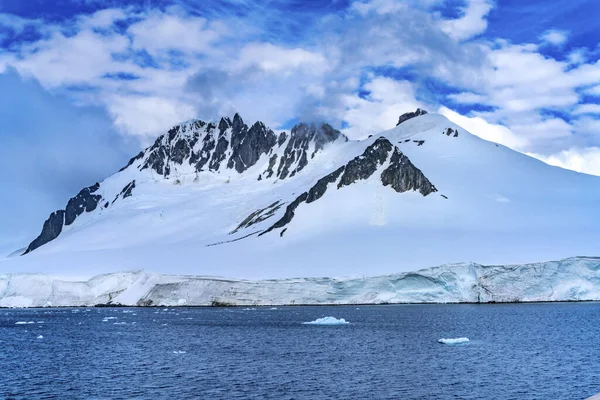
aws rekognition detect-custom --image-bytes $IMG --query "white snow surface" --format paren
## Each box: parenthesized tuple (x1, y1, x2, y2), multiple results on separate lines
(303, 317, 350, 325)
(438, 338, 469, 344)
(3, 113, 600, 279)
(1, 256, 599, 307)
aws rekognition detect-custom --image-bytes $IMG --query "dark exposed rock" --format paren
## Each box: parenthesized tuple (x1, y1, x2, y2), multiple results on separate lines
(441, 194, 448, 199)
(24, 182, 104, 254)
(264, 154, 278, 178)
(276, 123, 345, 180)
(231, 201, 282, 234)
(396, 108, 427, 126)
(142, 139, 169, 176)
(259, 136, 436, 237)
(259, 192, 308, 236)
(121, 180, 136, 199)
(380, 148, 437, 196)
(445, 128, 454, 136)
(277, 132, 287, 147)
(23, 210, 65, 254)
(306, 166, 345, 203)
(454, 130, 458, 137)
(413, 140, 425, 146)
(65, 183, 102, 226)
(118, 151, 144, 172)
(228, 121, 277, 173)
(338, 137, 392, 189)
(194, 134, 215, 171)
(171, 137, 192, 165)
(209, 135, 229, 171)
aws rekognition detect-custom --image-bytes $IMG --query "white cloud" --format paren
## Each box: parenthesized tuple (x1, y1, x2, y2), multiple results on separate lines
(11, 29, 132, 88)
(339, 77, 423, 138)
(540, 29, 569, 46)
(439, 0, 494, 41)
(439, 106, 529, 150)
(127, 10, 222, 58)
(235, 43, 327, 74)
(447, 92, 487, 104)
(107, 95, 197, 140)
(76, 8, 128, 29)
(567, 48, 587, 65)
(584, 85, 600, 96)
(573, 104, 600, 115)
(529, 147, 600, 176)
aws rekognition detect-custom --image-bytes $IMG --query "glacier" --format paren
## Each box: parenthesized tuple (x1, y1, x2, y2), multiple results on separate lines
(1, 256, 599, 307)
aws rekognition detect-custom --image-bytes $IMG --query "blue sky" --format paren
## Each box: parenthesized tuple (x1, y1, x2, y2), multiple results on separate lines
(0, 0, 600, 253)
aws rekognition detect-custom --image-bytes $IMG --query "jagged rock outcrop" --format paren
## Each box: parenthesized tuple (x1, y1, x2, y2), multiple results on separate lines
(276, 123, 345, 179)
(24, 183, 103, 254)
(137, 116, 346, 181)
(381, 149, 437, 195)
(338, 138, 391, 188)
(397, 108, 427, 126)
(64, 183, 102, 226)
(23, 211, 66, 255)
(259, 137, 436, 236)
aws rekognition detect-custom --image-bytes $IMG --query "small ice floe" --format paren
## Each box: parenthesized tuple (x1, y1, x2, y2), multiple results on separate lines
(172, 351, 186, 354)
(15, 321, 35, 325)
(242, 308, 256, 311)
(122, 310, 134, 314)
(269, 307, 278, 310)
(113, 322, 127, 325)
(37, 335, 44, 339)
(438, 337, 470, 345)
(303, 316, 350, 325)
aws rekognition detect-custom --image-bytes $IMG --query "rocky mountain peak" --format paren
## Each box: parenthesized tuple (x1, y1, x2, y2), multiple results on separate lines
(396, 108, 428, 126)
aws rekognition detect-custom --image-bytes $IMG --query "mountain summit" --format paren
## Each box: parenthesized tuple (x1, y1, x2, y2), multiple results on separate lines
(9, 110, 600, 278)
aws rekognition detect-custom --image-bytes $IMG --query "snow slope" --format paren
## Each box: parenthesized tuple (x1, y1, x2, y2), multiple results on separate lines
(1, 257, 599, 307)
(2, 111, 600, 279)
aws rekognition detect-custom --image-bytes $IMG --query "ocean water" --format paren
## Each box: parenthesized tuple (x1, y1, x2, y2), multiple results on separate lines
(1, 303, 599, 399)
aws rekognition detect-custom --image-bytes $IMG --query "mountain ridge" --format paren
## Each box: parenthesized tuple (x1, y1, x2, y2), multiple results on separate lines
(6, 109, 600, 280)
(23, 110, 435, 254)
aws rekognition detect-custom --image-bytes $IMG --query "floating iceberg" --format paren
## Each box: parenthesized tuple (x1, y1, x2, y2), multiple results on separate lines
(438, 337, 470, 345)
(303, 316, 350, 325)
(37, 335, 43, 339)
(15, 321, 34, 325)
(172, 351, 186, 354)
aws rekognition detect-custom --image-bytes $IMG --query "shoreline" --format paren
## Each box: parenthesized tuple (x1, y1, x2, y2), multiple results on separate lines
(2, 299, 600, 309)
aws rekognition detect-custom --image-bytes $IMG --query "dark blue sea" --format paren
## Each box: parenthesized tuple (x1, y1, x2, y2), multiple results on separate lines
(1, 303, 599, 399)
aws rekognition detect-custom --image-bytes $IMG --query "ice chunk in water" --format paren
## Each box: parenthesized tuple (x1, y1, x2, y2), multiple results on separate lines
(15, 321, 35, 325)
(37, 335, 44, 339)
(303, 316, 349, 325)
(438, 337, 469, 344)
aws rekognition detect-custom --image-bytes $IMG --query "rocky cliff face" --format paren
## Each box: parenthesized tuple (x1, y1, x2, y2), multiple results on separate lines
(23, 110, 436, 254)
(396, 108, 427, 126)
(24, 183, 103, 254)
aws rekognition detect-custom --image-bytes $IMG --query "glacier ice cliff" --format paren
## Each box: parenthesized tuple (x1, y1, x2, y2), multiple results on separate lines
(1, 257, 599, 307)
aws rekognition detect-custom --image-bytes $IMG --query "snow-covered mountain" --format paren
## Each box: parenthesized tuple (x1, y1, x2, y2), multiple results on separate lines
(3, 110, 600, 279)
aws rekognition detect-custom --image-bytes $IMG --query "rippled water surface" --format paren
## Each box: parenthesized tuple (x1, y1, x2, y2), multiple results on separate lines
(1, 303, 600, 399)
